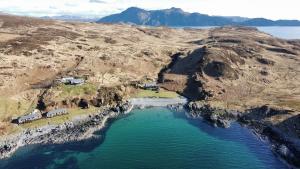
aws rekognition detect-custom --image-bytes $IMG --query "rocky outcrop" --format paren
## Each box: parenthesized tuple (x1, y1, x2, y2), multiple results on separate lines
(91, 86, 127, 107)
(186, 101, 240, 128)
(263, 126, 300, 167)
(185, 102, 300, 168)
(240, 106, 300, 168)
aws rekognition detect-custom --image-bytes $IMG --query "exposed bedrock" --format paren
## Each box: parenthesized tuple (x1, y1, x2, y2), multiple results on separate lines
(38, 85, 128, 111)
(185, 101, 240, 128)
(186, 103, 300, 167)
(240, 106, 300, 167)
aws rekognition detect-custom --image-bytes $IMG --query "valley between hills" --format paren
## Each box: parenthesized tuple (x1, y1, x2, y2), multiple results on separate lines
(0, 14, 300, 167)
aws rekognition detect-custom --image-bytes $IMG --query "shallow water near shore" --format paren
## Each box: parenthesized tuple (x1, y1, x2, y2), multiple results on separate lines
(0, 107, 287, 169)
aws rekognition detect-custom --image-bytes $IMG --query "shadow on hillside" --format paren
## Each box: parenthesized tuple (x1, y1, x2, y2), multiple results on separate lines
(159, 47, 208, 100)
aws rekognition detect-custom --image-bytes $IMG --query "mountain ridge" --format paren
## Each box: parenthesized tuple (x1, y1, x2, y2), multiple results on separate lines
(97, 7, 300, 26)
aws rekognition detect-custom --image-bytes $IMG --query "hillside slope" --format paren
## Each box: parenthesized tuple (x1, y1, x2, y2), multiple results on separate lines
(0, 13, 208, 134)
(0, 14, 299, 131)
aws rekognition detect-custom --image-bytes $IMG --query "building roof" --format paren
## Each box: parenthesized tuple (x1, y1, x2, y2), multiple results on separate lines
(62, 77, 74, 80)
(70, 78, 84, 84)
(47, 109, 67, 115)
(18, 111, 41, 122)
(144, 82, 158, 87)
(60, 77, 85, 84)
(60, 77, 74, 83)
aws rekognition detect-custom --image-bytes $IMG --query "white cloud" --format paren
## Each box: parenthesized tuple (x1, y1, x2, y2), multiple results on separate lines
(0, 0, 299, 20)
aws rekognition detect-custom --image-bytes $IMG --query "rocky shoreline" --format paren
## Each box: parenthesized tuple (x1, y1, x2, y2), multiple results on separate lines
(0, 102, 132, 159)
(185, 102, 240, 128)
(186, 101, 300, 168)
(240, 110, 300, 168)
(131, 97, 300, 168)
(1, 98, 299, 169)
(0, 97, 186, 160)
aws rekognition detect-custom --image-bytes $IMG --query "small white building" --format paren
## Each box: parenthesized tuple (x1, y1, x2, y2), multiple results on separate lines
(60, 77, 85, 85)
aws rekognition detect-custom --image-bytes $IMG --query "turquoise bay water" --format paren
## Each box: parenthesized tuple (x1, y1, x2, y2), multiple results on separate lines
(0, 108, 287, 169)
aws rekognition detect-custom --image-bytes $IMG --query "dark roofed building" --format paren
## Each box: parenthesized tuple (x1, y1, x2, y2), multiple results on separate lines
(17, 110, 42, 124)
(60, 77, 74, 83)
(143, 82, 158, 90)
(46, 109, 68, 118)
(69, 78, 85, 85)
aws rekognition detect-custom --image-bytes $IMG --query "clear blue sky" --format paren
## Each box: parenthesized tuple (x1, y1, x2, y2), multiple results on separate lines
(0, 0, 299, 20)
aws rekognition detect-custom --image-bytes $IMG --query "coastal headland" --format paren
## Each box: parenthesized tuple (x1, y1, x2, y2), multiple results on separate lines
(0, 14, 299, 167)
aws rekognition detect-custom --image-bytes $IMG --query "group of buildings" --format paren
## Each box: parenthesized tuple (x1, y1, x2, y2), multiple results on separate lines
(17, 108, 68, 124)
(16, 79, 158, 124)
(17, 77, 85, 124)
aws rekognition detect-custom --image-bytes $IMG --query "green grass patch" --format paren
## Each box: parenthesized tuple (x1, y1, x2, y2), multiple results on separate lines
(57, 83, 97, 99)
(134, 89, 179, 98)
(21, 107, 98, 129)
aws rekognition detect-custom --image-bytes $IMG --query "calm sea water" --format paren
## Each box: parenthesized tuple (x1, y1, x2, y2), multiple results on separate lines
(174, 26, 300, 39)
(0, 108, 287, 169)
(257, 27, 300, 39)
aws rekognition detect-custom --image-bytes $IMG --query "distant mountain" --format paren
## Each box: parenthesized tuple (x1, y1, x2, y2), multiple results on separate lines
(98, 7, 233, 26)
(242, 18, 300, 26)
(41, 15, 98, 22)
(223, 16, 250, 23)
(97, 7, 300, 26)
